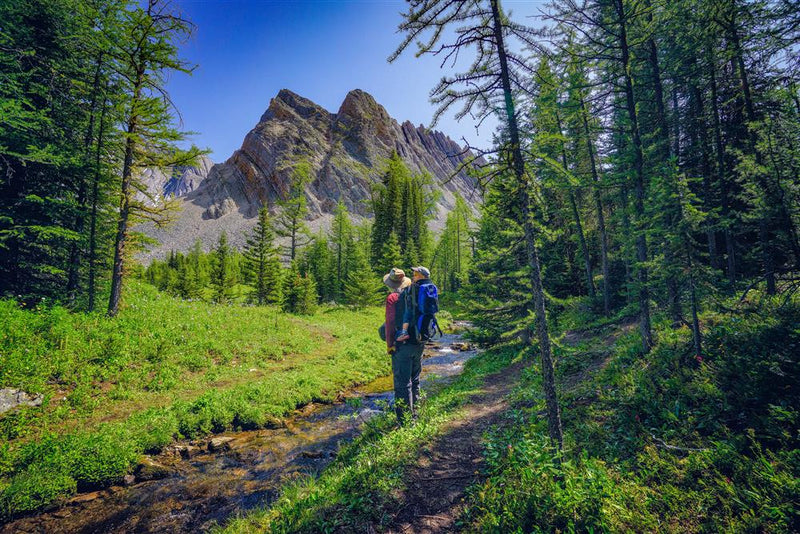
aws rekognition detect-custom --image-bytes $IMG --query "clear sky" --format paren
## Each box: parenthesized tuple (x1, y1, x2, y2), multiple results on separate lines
(166, 0, 545, 162)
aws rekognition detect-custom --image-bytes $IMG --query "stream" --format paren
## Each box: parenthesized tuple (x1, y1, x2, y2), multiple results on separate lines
(3, 328, 478, 533)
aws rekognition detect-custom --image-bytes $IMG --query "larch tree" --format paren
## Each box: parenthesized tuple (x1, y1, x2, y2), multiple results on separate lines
(392, 0, 564, 450)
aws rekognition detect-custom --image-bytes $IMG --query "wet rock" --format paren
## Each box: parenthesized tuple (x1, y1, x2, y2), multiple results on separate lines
(300, 450, 324, 459)
(207, 436, 235, 452)
(0, 388, 44, 415)
(134, 457, 171, 481)
(175, 444, 201, 459)
(450, 342, 472, 352)
(69, 491, 103, 504)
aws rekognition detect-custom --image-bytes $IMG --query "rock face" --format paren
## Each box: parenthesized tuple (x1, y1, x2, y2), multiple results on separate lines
(137, 155, 215, 206)
(141, 89, 481, 261)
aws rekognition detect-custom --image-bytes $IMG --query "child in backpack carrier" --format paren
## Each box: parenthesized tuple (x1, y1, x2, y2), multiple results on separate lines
(396, 266, 441, 343)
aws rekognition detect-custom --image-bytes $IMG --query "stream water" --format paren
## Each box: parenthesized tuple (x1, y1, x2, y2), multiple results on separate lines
(4, 328, 478, 534)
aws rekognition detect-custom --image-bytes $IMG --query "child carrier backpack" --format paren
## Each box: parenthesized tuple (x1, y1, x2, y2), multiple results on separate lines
(412, 281, 443, 342)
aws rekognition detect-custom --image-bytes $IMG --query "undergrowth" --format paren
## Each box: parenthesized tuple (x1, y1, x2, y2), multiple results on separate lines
(461, 293, 800, 533)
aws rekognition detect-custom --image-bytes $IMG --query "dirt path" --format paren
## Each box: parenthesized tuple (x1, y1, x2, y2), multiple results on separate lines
(382, 358, 527, 534)
(378, 321, 635, 533)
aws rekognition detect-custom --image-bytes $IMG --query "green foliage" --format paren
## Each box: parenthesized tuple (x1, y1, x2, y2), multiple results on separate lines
(432, 192, 473, 292)
(274, 157, 312, 261)
(370, 153, 433, 270)
(281, 262, 317, 314)
(0, 281, 388, 518)
(462, 295, 800, 533)
(212, 232, 234, 304)
(244, 208, 282, 305)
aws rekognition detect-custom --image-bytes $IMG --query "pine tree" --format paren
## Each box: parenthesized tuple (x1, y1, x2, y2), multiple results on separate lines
(212, 232, 233, 304)
(107, 0, 203, 316)
(274, 158, 312, 261)
(243, 207, 281, 305)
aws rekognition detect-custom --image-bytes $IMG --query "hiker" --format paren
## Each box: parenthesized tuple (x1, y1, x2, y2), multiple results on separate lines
(390, 265, 441, 424)
(383, 267, 421, 425)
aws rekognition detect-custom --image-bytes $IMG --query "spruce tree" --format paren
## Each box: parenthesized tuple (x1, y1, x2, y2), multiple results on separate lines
(212, 232, 233, 304)
(244, 207, 281, 305)
(274, 158, 312, 261)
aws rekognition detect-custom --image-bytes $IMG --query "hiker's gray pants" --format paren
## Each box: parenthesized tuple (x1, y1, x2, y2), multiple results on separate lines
(392, 342, 423, 424)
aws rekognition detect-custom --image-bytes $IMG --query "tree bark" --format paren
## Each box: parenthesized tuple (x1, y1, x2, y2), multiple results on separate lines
(108, 67, 144, 317)
(615, 0, 653, 351)
(580, 96, 610, 314)
(87, 91, 108, 312)
(491, 0, 563, 450)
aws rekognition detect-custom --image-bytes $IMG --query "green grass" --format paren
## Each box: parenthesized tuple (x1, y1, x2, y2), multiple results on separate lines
(0, 281, 390, 519)
(460, 294, 800, 533)
(218, 344, 523, 533)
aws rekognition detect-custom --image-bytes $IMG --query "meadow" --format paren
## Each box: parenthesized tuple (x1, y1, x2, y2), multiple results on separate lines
(0, 281, 388, 519)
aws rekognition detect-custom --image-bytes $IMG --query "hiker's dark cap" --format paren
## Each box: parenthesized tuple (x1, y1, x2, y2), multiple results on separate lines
(412, 266, 430, 278)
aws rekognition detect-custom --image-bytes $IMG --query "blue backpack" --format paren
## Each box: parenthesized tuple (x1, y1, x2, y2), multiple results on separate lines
(412, 281, 443, 342)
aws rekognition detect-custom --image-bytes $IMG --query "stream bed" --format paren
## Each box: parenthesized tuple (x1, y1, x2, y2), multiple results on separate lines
(3, 329, 478, 534)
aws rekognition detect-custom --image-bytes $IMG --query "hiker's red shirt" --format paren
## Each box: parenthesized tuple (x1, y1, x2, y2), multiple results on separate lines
(385, 292, 399, 350)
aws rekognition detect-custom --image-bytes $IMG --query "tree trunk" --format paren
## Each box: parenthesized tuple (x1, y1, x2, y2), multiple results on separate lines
(67, 55, 104, 305)
(580, 97, 611, 314)
(87, 92, 108, 312)
(108, 68, 144, 317)
(647, 33, 681, 324)
(690, 78, 721, 271)
(556, 110, 594, 298)
(708, 53, 737, 288)
(491, 0, 563, 450)
(615, 0, 653, 351)
(729, 18, 777, 294)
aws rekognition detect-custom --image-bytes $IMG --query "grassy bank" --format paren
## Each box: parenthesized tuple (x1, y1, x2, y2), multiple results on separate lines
(461, 294, 800, 533)
(0, 281, 387, 519)
(218, 344, 523, 533)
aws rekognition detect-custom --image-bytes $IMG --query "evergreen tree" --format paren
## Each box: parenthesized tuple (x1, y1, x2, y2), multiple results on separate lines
(281, 261, 317, 314)
(212, 232, 233, 304)
(345, 246, 384, 308)
(274, 158, 312, 261)
(433, 193, 473, 292)
(302, 233, 334, 302)
(330, 201, 355, 300)
(107, 0, 203, 316)
(243, 207, 281, 305)
(379, 232, 404, 274)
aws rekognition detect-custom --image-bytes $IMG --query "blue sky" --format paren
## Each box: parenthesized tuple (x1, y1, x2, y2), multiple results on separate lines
(166, 0, 545, 162)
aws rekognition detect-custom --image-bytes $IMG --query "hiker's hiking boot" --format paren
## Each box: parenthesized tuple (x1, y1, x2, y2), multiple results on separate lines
(396, 329, 410, 342)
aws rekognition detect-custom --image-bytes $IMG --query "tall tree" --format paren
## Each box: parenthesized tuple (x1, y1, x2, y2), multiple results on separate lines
(274, 158, 312, 262)
(107, 0, 202, 316)
(393, 0, 564, 450)
(243, 207, 281, 305)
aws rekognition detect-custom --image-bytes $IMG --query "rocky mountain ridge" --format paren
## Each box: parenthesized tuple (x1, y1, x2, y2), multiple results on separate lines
(140, 89, 482, 261)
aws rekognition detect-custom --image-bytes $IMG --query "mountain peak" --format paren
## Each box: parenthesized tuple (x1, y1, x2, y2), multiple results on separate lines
(141, 89, 482, 262)
(261, 88, 330, 123)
